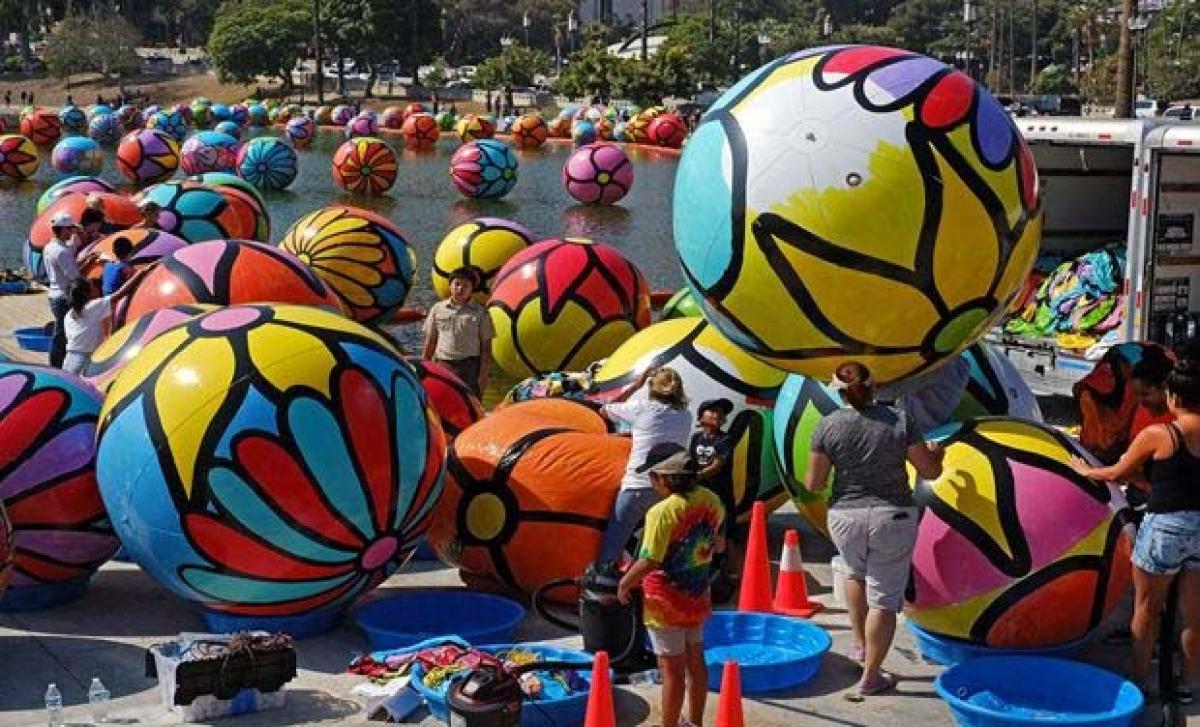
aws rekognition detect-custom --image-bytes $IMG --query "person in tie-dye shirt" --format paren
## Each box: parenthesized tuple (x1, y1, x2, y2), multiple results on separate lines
(618, 443, 724, 727)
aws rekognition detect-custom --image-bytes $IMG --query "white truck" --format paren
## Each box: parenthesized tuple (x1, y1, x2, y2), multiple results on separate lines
(986, 118, 1200, 395)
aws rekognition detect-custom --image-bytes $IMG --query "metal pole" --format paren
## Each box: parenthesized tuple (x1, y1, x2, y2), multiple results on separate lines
(1007, 0, 1015, 96)
(313, 0, 323, 104)
(641, 0, 649, 61)
(1029, 0, 1037, 91)
(989, 0, 998, 85)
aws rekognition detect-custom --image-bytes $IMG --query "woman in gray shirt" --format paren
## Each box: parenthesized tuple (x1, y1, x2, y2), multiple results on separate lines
(804, 361, 943, 701)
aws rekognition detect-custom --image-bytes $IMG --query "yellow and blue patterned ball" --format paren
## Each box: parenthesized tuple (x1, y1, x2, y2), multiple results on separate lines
(590, 317, 790, 522)
(674, 46, 1042, 384)
(431, 218, 534, 302)
(95, 305, 446, 632)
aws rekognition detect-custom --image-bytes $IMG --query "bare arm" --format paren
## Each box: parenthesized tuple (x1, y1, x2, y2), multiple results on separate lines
(478, 335, 492, 392)
(617, 558, 657, 604)
(697, 456, 725, 479)
(421, 313, 438, 359)
(1071, 427, 1165, 482)
(907, 441, 944, 481)
(804, 451, 833, 492)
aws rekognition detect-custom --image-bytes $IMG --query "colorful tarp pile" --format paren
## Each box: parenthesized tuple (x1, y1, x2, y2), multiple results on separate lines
(1005, 244, 1127, 348)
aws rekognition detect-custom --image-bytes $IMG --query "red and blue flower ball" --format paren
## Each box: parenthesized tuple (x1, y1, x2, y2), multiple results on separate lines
(449, 139, 519, 200)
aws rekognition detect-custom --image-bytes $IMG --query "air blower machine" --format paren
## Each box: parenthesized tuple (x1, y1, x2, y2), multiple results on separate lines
(446, 654, 593, 727)
(532, 560, 656, 676)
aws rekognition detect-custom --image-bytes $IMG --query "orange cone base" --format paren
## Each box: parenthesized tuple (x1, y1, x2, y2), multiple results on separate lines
(772, 599, 823, 618)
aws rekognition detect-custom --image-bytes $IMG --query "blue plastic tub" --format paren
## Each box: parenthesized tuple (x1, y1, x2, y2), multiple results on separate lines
(907, 621, 1091, 667)
(355, 590, 526, 651)
(936, 656, 1143, 726)
(703, 611, 831, 694)
(410, 643, 596, 726)
(14, 326, 52, 353)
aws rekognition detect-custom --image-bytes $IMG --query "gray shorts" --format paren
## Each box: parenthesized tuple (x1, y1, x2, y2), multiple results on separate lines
(647, 625, 704, 657)
(827, 505, 919, 612)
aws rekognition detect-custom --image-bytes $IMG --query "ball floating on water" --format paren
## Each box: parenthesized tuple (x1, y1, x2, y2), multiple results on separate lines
(431, 218, 534, 302)
(332, 136, 398, 194)
(133, 180, 270, 244)
(488, 237, 651, 377)
(0, 134, 40, 180)
(436, 111, 457, 131)
(401, 113, 440, 151)
(213, 120, 241, 140)
(426, 399, 626, 600)
(87, 113, 121, 145)
(50, 136, 103, 175)
(563, 142, 633, 205)
(145, 110, 188, 142)
(113, 239, 343, 328)
(673, 45, 1041, 384)
(313, 106, 333, 125)
(646, 113, 687, 148)
(117, 129, 180, 185)
(907, 417, 1132, 649)
(246, 103, 268, 126)
(208, 103, 231, 124)
(0, 363, 118, 610)
(20, 109, 62, 146)
(449, 139, 518, 200)
(345, 112, 379, 139)
(58, 105, 88, 134)
(115, 104, 143, 131)
(179, 130, 241, 176)
(511, 113, 548, 149)
(455, 114, 496, 143)
(278, 206, 416, 323)
(236, 136, 298, 191)
(95, 304, 445, 630)
(570, 120, 596, 147)
(331, 105, 354, 125)
(380, 106, 405, 129)
(285, 116, 317, 148)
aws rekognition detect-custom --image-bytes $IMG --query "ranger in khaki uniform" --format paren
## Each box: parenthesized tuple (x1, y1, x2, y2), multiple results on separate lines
(422, 267, 494, 397)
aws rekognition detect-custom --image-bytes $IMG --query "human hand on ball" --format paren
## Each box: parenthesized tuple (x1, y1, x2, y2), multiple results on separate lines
(1068, 456, 1094, 478)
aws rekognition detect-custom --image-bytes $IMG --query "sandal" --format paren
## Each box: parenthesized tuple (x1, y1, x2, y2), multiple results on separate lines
(844, 673, 896, 702)
(848, 643, 865, 663)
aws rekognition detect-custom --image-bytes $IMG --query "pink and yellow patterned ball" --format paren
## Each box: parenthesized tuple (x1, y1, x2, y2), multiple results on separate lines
(285, 116, 317, 148)
(562, 142, 634, 205)
(345, 112, 379, 139)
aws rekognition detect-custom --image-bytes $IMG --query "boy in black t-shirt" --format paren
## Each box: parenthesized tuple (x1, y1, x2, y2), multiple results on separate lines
(689, 398, 742, 596)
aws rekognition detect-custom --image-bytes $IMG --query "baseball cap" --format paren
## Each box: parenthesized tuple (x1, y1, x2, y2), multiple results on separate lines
(635, 442, 690, 475)
(49, 212, 76, 229)
(648, 451, 695, 476)
(697, 397, 733, 417)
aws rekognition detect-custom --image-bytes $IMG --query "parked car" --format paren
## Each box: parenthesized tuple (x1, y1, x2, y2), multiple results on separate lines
(1134, 97, 1160, 118)
(1163, 104, 1196, 121)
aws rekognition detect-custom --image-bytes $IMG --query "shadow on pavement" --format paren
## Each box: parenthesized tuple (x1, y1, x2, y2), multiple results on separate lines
(0, 634, 156, 711)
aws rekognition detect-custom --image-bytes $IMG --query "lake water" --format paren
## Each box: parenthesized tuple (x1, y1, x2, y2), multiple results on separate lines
(0, 129, 683, 299)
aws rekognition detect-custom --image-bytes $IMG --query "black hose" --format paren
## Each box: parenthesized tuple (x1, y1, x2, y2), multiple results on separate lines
(531, 576, 581, 632)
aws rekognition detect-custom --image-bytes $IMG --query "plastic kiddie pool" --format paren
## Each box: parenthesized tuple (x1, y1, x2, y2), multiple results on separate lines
(935, 655, 1143, 726)
(703, 611, 831, 694)
(355, 590, 526, 651)
(410, 643, 596, 725)
(907, 621, 1091, 667)
(14, 326, 52, 352)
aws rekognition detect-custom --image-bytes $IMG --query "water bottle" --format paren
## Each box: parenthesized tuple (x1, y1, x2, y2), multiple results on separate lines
(44, 683, 62, 727)
(88, 677, 110, 723)
(627, 668, 659, 686)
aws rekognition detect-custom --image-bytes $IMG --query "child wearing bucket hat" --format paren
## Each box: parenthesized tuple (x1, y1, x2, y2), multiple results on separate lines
(618, 442, 725, 727)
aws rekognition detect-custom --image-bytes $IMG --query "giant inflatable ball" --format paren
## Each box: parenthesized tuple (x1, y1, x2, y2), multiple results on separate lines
(674, 46, 1042, 384)
(58, 105, 88, 135)
(20, 109, 62, 146)
(236, 137, 298, 191)
(113, 239, 344, 328)
(51, 136, 103, 175)
(285, 116, 316, 149)
(87, 113, 122, 145)
(117, 129, 181, 184)
(332, 137, 398, 194)
(907, 418, 1132, 649)
(79, 229, 189, 295)
(145, 110, 188, 142)
(450, 140, 518, 199)
(454, 114, 496, 143)
(96, 305, 446, 634)
(278, 206, 416, 324)
(0, 502, 11, 600)
(771, 373, 845, 536)
(180, 131, 241, 176)
(426, 399, 627, 601)
(488, 238, 651, 377)
(511, 114, 549, 149)
(563, 142, 634, 205)
(401, 113, 440, 151)
(36, 176, 115, 215)
(134, 180, 270, 244)
(25, 193, 140, 279)
(0, 134, 40, 180)
(954, 343, 1042, 422)
(84, 305, 215, 393)
(590, 318, 790, 522)
(431, 218, 534, 302)
(0, 364, 118, 611)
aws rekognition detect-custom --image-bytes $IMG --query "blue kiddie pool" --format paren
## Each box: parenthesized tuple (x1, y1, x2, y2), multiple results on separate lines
(936, 656, 1143, 726)
(355, 590, 526, 651)
(14, 326, 52, 352)
(410, 643, 596, 725)
(907, 621, 1091, 666)
(703, 611, 831, 694)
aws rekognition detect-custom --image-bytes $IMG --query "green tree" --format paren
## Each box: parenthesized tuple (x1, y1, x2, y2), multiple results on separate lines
(475, 43, 552, 87)
(555, 42, 620, 99)
(44, 9, 141, 84)
(208, 0, 310, 92)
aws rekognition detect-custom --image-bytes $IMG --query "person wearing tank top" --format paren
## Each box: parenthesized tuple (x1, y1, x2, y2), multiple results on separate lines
(1071, 357, 1200, 700)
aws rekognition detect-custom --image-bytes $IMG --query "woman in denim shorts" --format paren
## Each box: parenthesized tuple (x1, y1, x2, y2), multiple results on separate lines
(1072, 357, 1200, 700)
(804, 361, 945, 700)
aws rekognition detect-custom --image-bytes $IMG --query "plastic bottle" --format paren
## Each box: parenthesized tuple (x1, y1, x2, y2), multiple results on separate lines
(88, 677, 110, 723)
(627, 668, 659, 685)
(44, 683, 62, 727)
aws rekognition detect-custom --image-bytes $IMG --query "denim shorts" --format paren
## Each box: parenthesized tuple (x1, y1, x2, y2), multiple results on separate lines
(1132, 511, 1200, 575)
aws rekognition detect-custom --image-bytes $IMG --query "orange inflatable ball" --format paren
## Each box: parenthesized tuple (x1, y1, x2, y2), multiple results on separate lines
(20, 109, 62, 146)
(426, 399, 628, 600)
(379, 106, 405, 129)
(401, 113, 440, 151)
(112, 238, 345, 328)
(647, 113, 687, 148)
(511, 114, 549, 149)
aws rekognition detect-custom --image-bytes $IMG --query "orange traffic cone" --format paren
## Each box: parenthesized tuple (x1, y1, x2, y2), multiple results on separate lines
(584, 650, 615, 727)
(715, 660, 745, 727)
(737, 501, 773, 613)
(773, 529, 823, 618)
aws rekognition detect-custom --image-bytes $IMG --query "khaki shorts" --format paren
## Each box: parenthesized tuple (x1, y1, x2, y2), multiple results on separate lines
(647, 625, 704, 657)
(827, 505, 919, 612)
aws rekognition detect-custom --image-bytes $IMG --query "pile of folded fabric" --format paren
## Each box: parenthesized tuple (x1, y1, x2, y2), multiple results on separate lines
(1005, 244, 1127, 348)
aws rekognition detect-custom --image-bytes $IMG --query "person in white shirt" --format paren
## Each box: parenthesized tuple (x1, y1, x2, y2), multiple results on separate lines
(43, 212, 83, 368)
(60, 270, 141, 375)
(597, 366, 692, 563)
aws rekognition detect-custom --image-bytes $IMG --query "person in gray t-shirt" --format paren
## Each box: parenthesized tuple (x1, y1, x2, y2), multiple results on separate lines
(804, 361, 943, 702)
